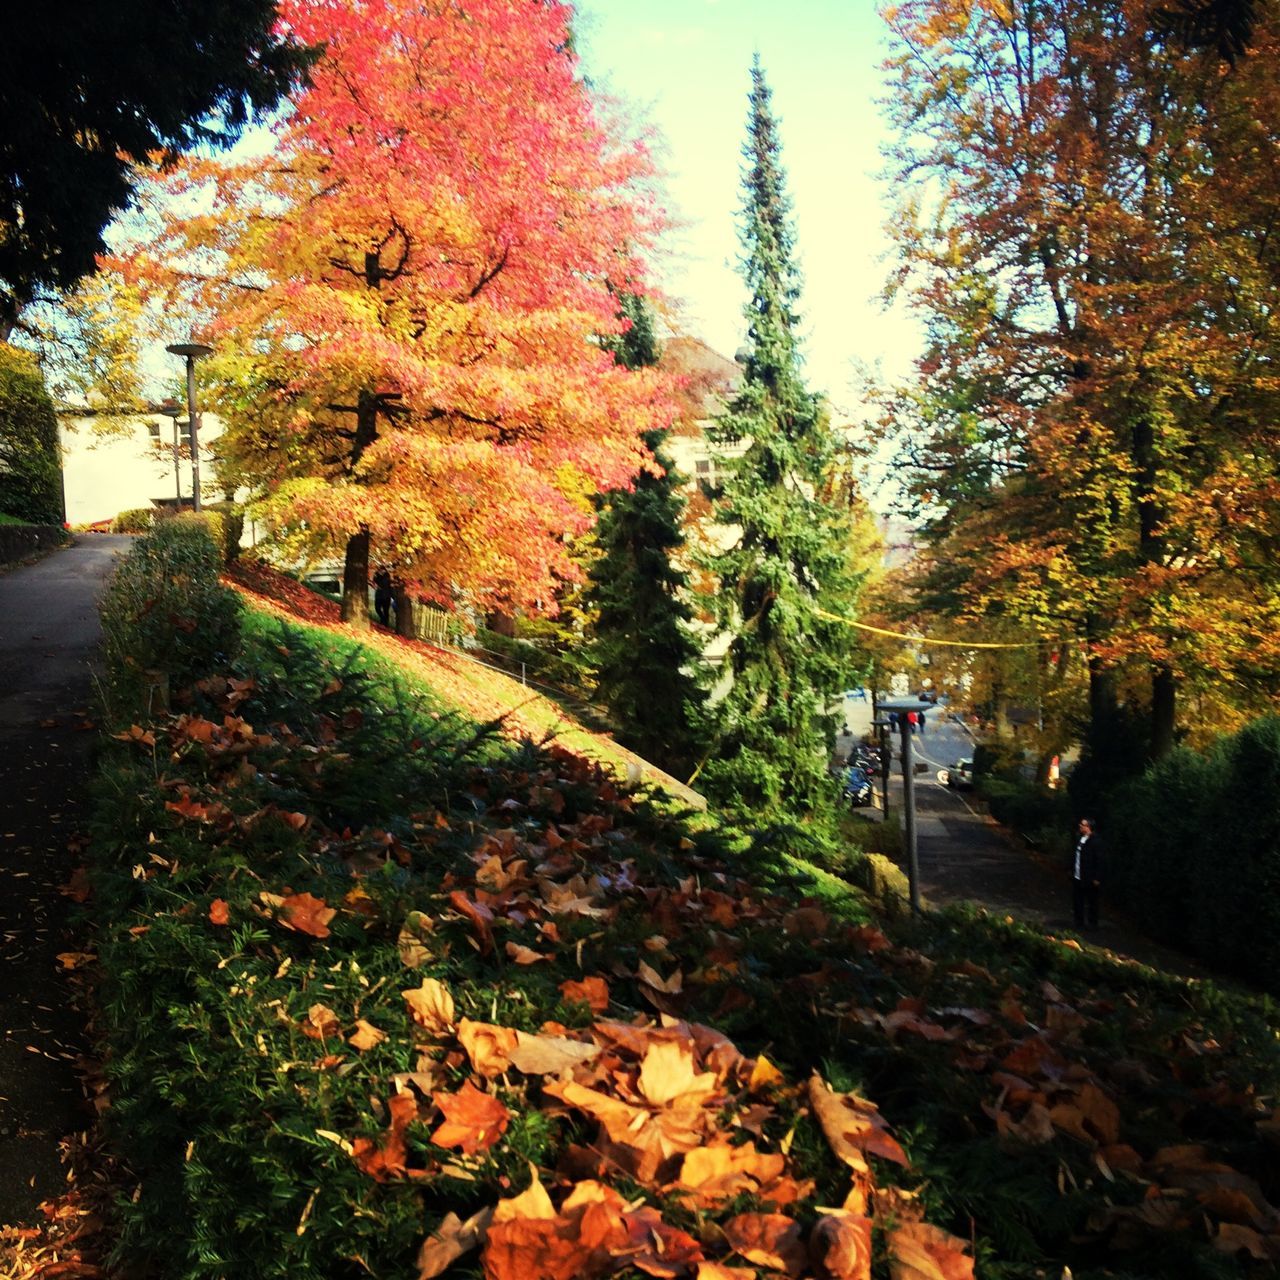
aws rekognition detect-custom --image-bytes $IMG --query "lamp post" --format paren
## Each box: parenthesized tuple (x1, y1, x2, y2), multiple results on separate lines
(165, 341, 212, 512)
(159, 398, 184, 506)
(877, 697, 937, 915)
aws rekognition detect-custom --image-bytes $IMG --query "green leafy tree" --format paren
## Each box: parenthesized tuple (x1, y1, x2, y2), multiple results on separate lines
(586, 295, 703, 778)
(0, 345, 62, 523)
(699, 59, 861, 829)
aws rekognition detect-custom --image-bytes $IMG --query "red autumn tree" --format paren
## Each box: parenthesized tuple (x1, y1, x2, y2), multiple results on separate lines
(127, 0, 672, 626)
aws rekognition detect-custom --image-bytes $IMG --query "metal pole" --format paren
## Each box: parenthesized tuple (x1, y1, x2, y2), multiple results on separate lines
(901, 718, 922, 914)
(172, 419, 182, 505)
(184, 356, 202, 511)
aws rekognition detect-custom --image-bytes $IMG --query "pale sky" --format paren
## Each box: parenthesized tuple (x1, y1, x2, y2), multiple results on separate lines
(573, 0, 920, 416)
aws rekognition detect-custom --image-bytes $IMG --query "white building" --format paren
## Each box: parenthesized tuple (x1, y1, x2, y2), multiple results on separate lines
(58, 408, 225, 526)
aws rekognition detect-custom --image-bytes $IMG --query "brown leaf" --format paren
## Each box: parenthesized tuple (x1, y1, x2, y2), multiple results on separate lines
(808, 1075, 910, 1173)
(809, 1211, 872, 1280)
(416, 1205, 494, 1280)
(505, 940, 549, 965)
(637, 960, 684, 994)
(403, 979, 456, 1036)
(448, 889, 494, 954)
(886, 1220, 975, 1280)
(398, 911, 434, 968)
(301, 1004, 341, 1041)
(723, 1213, 806, 1275)
(349, 1020, 387, 1052)
(430, 1080, 510, 1155)
(507, 1031, 602, 1076)
(458, 1019, 519, 1077)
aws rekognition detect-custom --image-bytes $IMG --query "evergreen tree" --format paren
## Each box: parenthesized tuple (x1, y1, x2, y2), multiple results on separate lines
(586, 295, 702, 778)
(699, 58, 860, 829)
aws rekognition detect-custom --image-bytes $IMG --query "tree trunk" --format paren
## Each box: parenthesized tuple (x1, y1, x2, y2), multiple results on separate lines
(395, 585, 415, 638)
(1150, 662, 1176, 760)
(339, 390, 382, 627)
(342, 528, 371, 628)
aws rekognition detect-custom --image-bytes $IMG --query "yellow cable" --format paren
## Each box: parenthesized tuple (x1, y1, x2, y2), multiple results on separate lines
(813, 608, 1045, 650)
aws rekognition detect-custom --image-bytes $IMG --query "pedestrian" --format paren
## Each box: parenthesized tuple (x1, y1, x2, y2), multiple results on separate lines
(373, 566, 393, 627)
(907, 710, 919, 735)
(1071, 816, 1103, 928)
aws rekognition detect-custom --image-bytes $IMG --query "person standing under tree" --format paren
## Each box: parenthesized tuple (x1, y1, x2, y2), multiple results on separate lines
(373, 566, 393, 627)
(1072, 817, 1103, 928)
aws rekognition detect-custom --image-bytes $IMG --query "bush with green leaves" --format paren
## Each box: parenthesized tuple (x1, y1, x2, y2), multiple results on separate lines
(0, 344, 62, 524)
(110, 506, 156, 533)
(100, 515, 242, 712)
(1107, 715, 1280, 990)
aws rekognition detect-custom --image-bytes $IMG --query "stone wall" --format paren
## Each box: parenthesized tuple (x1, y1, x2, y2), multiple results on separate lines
(0, 524, 66, 565)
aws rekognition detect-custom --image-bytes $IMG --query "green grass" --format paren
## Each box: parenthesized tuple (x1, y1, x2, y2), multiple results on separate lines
(86, 550, 1280, 1280)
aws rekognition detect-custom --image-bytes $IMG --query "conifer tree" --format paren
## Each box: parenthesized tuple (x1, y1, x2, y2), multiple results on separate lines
(700, 58, 859, 828)
(586, 295, 702, 778)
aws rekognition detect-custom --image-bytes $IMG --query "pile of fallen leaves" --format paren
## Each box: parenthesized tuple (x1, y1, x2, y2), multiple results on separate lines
(79, 602, 1280, 1280)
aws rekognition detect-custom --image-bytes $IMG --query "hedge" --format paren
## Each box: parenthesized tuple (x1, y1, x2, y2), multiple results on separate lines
(0, 344, 63, 524)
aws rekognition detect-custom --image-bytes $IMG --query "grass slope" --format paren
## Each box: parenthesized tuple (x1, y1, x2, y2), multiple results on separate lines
(48, 557, 1280, 1280)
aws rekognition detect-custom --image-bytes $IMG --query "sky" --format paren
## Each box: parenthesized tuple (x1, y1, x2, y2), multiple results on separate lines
(572, 0, 921, 418)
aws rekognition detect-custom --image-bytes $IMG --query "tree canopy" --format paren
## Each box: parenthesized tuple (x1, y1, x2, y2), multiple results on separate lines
(126, 0, 672, 624)
(0, 2, 314, 336)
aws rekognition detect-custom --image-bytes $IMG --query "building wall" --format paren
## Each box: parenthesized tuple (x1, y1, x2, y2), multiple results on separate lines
(59, 411, 224, 526)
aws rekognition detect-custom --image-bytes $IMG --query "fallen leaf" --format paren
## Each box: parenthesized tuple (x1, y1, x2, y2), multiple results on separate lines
(349, 1020, 387, 1052)
(506, 940, 549, 965)
(885, 1220, 975, 1280)
(352, 1091, 419, 1182)
(301, 1004, 341, 1041)
(810, 1210, 873, 1280)
(458, 1018, 518, 1077)
(403, 979, 456, 1036)
(560, 975, 610, 1012)
(723, 1212, 806, 1275)
(209, 898, 230, 926)
(416, 1205, 494, 1279)
(430, 1080, 510, 1155)
(808, 1075, 910, 1173)
(261, 891, 335, 938)
(508, 1031, 602, 1076)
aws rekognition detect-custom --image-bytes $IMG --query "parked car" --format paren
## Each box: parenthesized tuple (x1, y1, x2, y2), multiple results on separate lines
(945, 758, 975, 789)
(842, 765, 874, 808)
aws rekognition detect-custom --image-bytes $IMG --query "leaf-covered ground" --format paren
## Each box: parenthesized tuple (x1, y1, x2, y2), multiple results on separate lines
(8, 571, 1280, 1280)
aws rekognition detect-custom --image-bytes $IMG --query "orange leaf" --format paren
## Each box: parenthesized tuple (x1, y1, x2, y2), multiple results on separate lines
(723, 1213, 805, 1275)
(352, 1091, 419, 1183)
(810, 1211, 873, 1280)
(458, 1018, 518, 1077)
(430, 1080, 510, 1155)
(301, 1004, 341, 1041)
(262, 891, 335, 938)
(559, 975, 610, 1012)
(505, 940, 549, 964)
(349, 1020, 387, 1052)
(886, 1220, 975, 1280)
(209, 898, 230, 926)
(808, 1075, 910, 1173)
(403, 979, 455, 1036)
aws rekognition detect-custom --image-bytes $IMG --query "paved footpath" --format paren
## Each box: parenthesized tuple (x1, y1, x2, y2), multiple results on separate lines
(0, 536, 131, 1225)
(874, 714, 1214, 981)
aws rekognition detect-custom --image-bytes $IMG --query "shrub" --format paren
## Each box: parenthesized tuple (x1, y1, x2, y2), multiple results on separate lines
(979, 777, 1072, 854)
(111, 506, 156, 534)
(207, 499, 244, 561)
(0, 344, 62, 524)
(100, 516, 242, 714)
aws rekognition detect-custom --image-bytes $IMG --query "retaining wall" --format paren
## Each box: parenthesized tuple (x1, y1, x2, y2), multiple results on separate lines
(0, 524, 66, 565)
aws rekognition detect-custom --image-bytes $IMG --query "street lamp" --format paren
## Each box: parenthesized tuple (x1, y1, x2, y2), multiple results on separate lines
(877, 697, 938, 916)
(165, 340, 213, 512)
(159, 398, 184, 507)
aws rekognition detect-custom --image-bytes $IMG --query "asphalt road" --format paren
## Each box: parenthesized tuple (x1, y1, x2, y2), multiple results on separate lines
(0, 535, 131, 1225)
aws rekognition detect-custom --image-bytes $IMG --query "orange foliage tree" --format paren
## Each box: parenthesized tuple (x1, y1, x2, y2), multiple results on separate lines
(126, 0, 672, 626)
(881, 0, 1280, 759)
